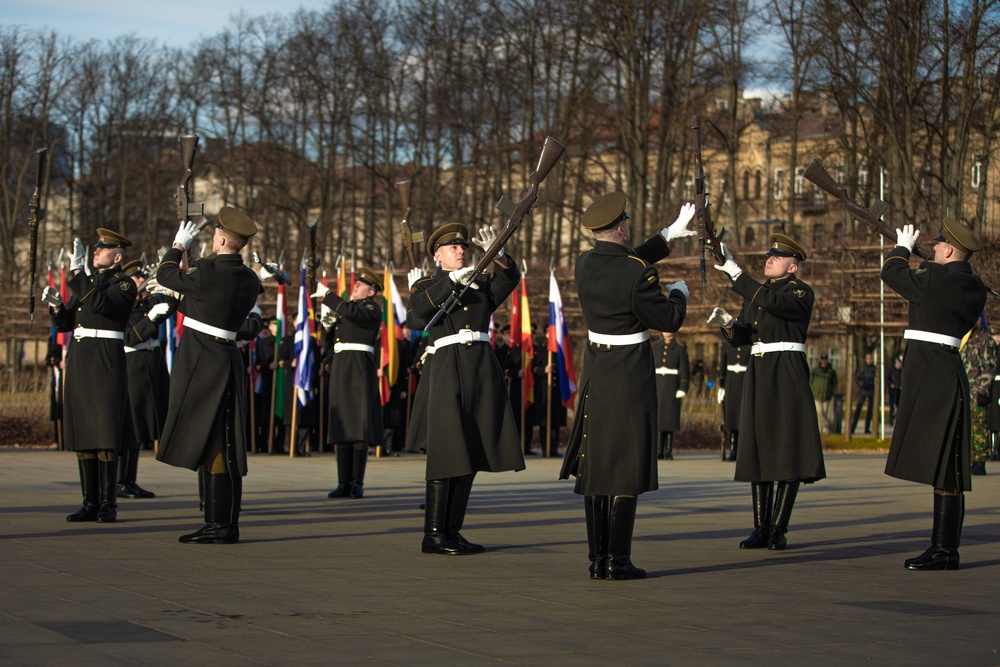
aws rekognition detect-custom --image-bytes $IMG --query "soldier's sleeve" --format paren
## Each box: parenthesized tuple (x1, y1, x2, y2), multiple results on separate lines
(51, 298, 77, 332)
(632, 264, 686, 333)
(731, 272, 813, 322)
(725, 301, 753, 347)
(321, 293, 382, 329)
(880, 247, 929, 303)
(632, 234, 670, 265)
(81, 275, 137, 317)
(237, 312, 264, 342)
(409, 276, 457, 321)
(126, 308, 159, 345)
(488, 260, 521, 311)
(156, 248, 205, 296)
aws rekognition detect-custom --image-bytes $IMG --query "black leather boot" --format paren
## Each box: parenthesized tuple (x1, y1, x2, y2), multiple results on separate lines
(739, 482, 773, 548)
(727, 431, 738, 462)
(66, 457, 99, 522)
(421, 479, 466, 554)
(607, 496, 645, 579)
(197, 466, 205, 511)
(664, 432, 674, 460)
(445, 474, 483, 553)
(96, 457, 119, 523)
(350, 445, 368, 498)
(768, 481, 800, 550)
(118, 449, 156, 499)
(180, 473, 237, 544)
(989, 433, 1000, 461)
(231, 474, 242, 544)
(584, 495, 609, 579)
(905, 492, 962, 570)
(327, 445, 354, 498)
(657, 433, 667, 460)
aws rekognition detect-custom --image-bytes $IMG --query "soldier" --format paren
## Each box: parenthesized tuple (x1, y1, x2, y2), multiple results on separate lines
(152, 207, 263, 544)
(960, 320, 996, 476)
(851, 352, 877, 435)
(717, 342, 750, 461)
(651, 330, 689, 460)
(42, 229, 137, 523)
(989, 337, 1000, 461)
(119, 260, 176, 499)
(561, 193, 693, 579)
(883, 220, 987, 570)
(408, 222, 523, 555)
(886, 357, 903, 426)
(810, 353, 838, 435)
(313, 267, 384, 499)
(707, 233, 826, 551)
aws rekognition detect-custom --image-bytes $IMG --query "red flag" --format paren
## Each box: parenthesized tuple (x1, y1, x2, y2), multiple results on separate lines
(520, 276, 534, 408)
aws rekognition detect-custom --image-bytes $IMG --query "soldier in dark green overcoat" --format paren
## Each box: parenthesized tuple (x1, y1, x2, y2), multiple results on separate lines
(650, 331, 690, 460)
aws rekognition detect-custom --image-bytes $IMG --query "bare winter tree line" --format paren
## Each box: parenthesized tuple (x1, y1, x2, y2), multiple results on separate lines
(1, 0, 1000, 293)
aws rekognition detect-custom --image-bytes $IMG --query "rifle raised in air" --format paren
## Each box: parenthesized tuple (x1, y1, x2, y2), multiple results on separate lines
(175, 135, 205, 224)
(424, 135, 565, 331)
(690, 117, 726, 298)
(397, 179, 424, 269)
(27, 147, 49, 324)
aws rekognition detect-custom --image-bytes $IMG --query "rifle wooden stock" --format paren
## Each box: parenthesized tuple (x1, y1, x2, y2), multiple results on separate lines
(690, 117, 726, 278)
(803, 159, 931, 260)
(424, 136, 565, 331)
(175, 135, 205, 222)
(28, 147, 49, 323)
(397, 179, 423, 269)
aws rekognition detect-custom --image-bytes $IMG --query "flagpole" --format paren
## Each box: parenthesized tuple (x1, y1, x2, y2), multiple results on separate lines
(268, 346, 279, 454)
(546, 349, 553, 457)
(290, 393, 298, 458)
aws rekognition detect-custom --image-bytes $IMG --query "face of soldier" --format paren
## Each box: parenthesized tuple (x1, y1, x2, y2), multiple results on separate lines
(435, 243, 466, 271)
(131, 274, 145, 289)
(92, 247, 121, 270)
(351, 281, 376, 301)
(763, 254, 798, 280)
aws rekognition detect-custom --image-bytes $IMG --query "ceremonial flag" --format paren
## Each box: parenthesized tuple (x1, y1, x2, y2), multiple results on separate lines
(378, 268, 395, 404)
(520, 276, 534, 408)
(510, 284, 520, 352)
(548, 272, 578, 408)
(274, 281, 287, 419)
(337, 259, 348, 300)
(58, 267, 69, 350)
(293, 269, 315, 405)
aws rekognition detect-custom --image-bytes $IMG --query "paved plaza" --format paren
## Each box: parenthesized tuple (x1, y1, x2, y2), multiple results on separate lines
(1, 448, 999, 666)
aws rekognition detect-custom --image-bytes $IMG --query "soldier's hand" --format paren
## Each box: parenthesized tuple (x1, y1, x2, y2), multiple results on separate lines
(172, 220, 200, 250)
(472, 225, 504, 258)
(665, 281, 689, 300)
(707, 306, 734, 329)
(661, 202, 698, 243)
(895, 224, 919, 252)
(42, 286, 63, 309)
(147, 302, 171, 323)
(69, 238, 86, 272)
(717, 387, 726, 404)
(713, 243, 742, 280)
(144, 278, 182, 300)
(449, 266, 478, 288)
(675, 389, 686, 399)
(407, 267, 425, 289)
(310, 282, 331, 300)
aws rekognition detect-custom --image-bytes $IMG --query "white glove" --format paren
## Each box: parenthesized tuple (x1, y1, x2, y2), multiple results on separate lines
(69, 238, 85, 271)
(713, 242, 742, 280)
(172, 220, 199, 250)
(407, 267, 426, 289)
(147, 302, 171, 323)
(311, 282, 330, 300)
(144, 278, 182, 300)
(717, 387, 726, 404)
(320, 304, 336, 330)
(472, 225, 504, 258)
(665, 281, 689, 300)
(449, 266, 477, 287)
(42, 286, 63, 309)
(660, 202, 698, 243)
(675, 389, 686, 399)
(707, 306, 734, 329)
(895, 224, 919, 252)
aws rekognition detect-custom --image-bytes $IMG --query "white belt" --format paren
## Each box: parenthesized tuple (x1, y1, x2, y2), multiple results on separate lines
(183, 316, 237, 341)
(334, 343, 375, 354)
(588, 330, 650, 346)
(655, 367, 679, 376)
(904, 329, 962, 349)
(124, 339, 161, 353)
(434, 329, 490, 348)
(727, 364, 748, 372)
(750, 342, 805, 356)
(74, 327, 124, 341)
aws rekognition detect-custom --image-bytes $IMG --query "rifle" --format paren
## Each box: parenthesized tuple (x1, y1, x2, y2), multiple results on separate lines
(28, 147, 49, 324)
(174, 135, 205, 224)
(423, 136, 565, 331)
(690, 117, 726, 298)
(397, 180, 424, 269)
(803, 159, 931, 260)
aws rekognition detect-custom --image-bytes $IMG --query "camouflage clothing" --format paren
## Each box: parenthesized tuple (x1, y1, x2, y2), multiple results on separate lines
(960, 328, 997, 465)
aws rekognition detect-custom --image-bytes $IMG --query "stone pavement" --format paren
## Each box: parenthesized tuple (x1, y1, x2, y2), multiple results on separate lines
(2, 449, 999, 666)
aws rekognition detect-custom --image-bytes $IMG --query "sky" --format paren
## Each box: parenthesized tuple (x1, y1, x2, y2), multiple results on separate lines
(3, 0, 334, 48)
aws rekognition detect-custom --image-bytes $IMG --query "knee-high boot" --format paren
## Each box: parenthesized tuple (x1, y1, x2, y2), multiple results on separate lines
(905, 492, 963, 570)
(584, 495, 610, 579)
(989, 433, 1000, 462)
(119, 449, 155, 499)
(739, 482, 773, 548)
(180, 473, 236, 544)
(96, 455, 118, 523)
(607, 495, 645, 580)
(727, 431, 738, 462)
(664, 432, 674, 460)
(445, 473, 483, 553)
(421, 479, 465, 555)
(350, 444, 368, 498)
(66, 457, 99, 522)
(231, 474, 242, 544)
(327, 445, 354, 498)
(768, 481, 800, 550)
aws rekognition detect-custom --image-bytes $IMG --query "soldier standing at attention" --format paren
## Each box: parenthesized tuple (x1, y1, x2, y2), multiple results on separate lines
(561, 193, 693, 580)
(651, 330, 689, 460)
(43, 229, 137, 523)
(882, 219, 987, 570)
(717, 342, 750, 461)
(707, 234, 826, 551)
(313, 267, 384, 499)
(152, 207, 263, 544)
(408, 222, 523, 555)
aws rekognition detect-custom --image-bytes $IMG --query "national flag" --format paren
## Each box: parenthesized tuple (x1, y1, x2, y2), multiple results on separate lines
(488, 315, 495, 348)
(510, 284, 520, 352)
(548, 272, 578, 408)
(293, 269, 315, 405)
(274, 281, 287, 419)
(519, 276, 534, 408)
(383, 267, 402, 387)
(337, 258, 348, 300)
(58, 266, 69, 350)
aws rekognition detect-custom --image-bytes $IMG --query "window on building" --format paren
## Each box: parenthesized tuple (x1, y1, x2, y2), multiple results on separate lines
(754, 170, 762, 199)
(833, 222, 844, 239)
(745, 227, 755, 245)
(715, 98, 729, 111)
(972, 155, 984, 188)
(794, 166, 805, 196)
(774, 169, 785, 200)
(743, 170, 750, 200)
(859, 164, 869, 187)
(813, 223, 824, 243)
